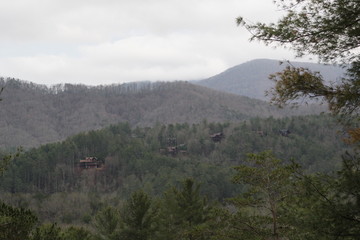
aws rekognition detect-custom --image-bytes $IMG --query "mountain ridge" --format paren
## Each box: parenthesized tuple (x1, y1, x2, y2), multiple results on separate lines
(0, 77, 324, 149)
(194, 58, 346, 100)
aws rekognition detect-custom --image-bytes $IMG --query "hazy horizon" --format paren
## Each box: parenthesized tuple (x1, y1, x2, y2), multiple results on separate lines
(0, 0, 318, 86)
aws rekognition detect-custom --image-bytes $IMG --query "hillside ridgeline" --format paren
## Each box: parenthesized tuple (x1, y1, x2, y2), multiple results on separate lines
(0, 78, 324, 148)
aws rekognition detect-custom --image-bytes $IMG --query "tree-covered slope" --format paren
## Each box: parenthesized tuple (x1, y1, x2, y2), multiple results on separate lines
(0, 78, 323, 149)
(0, 114, 349, 227)
(0, 114, 347, 196)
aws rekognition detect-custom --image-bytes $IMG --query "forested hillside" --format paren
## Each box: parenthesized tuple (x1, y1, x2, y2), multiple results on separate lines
(0, 78, 324, 149)
(0, 0, 359, 238)
(0, 114, 348, 227)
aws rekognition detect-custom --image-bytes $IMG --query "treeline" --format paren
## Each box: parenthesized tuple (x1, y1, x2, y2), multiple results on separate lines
(0, 77, 174, 96)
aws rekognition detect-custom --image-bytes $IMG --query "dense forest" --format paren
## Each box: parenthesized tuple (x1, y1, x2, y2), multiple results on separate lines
(0, 115, 346, 195)
(0, 114, 350, 239)
(1, 0, 360, 239)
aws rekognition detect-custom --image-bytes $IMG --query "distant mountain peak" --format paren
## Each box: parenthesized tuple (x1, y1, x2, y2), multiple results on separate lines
(195, 59, 345, 100)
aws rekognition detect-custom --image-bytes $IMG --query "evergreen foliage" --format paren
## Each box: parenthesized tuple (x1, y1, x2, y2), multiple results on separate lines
(0, 201, 37, 240)
(210, 151, 300, 240)
(160, 178, 212, 240)
(121, 190, 158, 240)
(30, 223, 63, 240)
(93, 206, 120, 240)
(62, 226, 93, 240)
(288, 151, 360, 239)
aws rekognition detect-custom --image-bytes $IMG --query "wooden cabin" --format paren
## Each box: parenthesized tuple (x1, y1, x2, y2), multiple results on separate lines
(210, 132, 224, 142)
(78, 157, 104, 170)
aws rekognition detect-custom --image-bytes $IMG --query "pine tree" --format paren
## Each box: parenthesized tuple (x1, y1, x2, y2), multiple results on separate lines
(0, 202, 37, 240)
(161, 178, 211, 240)
(223, 151, 300, 240)
(121, 190, 159, 240)
(93, 206, 120, 240)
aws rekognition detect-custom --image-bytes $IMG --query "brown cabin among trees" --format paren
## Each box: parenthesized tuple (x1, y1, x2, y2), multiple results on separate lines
(210, 132, 224, 142)
(159, 143, 187, 157)
(78, 157, 104, 170)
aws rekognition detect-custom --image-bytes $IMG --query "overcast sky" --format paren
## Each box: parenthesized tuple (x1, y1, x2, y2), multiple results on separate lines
(0, 0, 311, 86)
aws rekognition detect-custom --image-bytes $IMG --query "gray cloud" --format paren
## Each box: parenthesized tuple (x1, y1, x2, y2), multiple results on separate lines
(0, 0, 301, 85)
